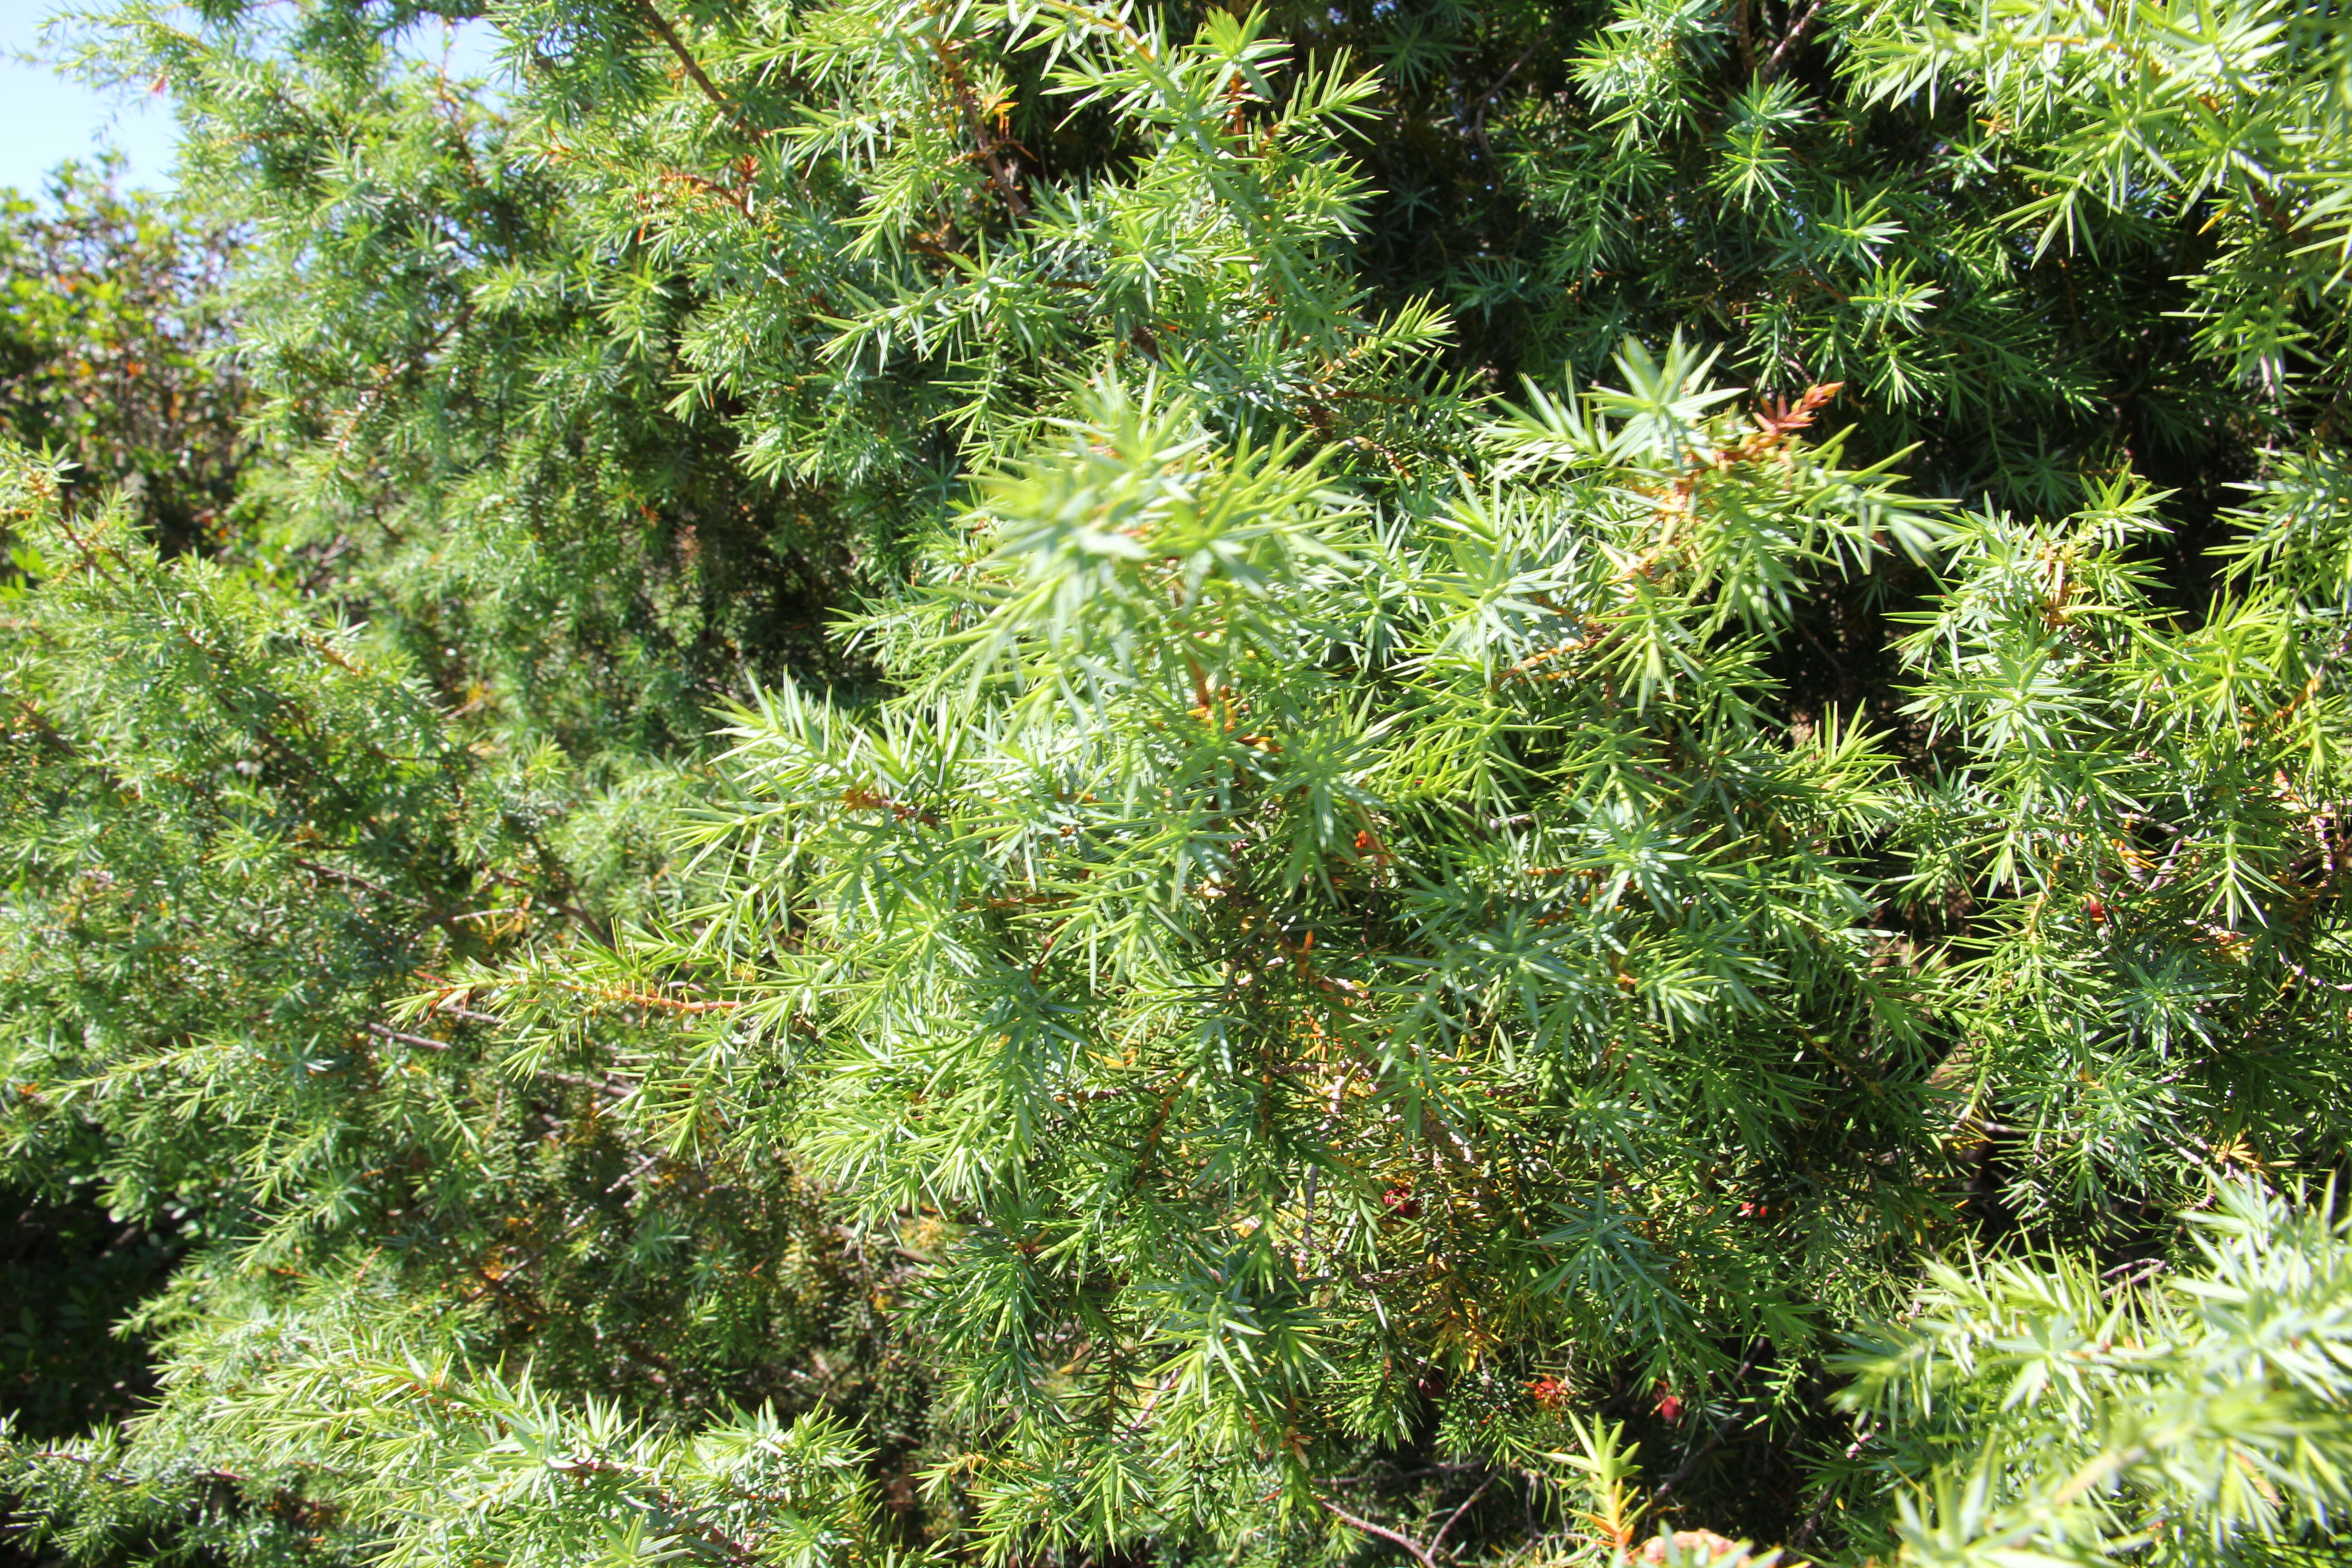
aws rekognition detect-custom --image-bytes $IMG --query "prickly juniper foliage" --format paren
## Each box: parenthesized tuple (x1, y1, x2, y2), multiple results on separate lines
(7, 0, 2352, 1565)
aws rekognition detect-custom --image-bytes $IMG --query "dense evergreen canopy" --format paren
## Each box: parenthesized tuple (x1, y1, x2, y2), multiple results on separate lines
(6, 1, 2352, 1566)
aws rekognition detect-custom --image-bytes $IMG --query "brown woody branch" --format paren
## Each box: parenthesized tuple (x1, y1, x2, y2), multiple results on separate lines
(1320, 1499, 1442, 1568)
(1759, 0, 1829, 81)
(638, 2, 758, 138)
(928, 29, 1029, 217)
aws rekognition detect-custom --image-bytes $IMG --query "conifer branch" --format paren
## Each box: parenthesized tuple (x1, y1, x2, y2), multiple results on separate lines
(637, 2, 758, 139)
(1758, 0, 1830, 82)
(1319, 1499, 1443, 1568)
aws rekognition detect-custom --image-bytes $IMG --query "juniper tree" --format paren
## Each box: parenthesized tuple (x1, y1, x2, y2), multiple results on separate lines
(0, 159, 246, 551)
(10, 0, 2352, 1563)
(453, 348, 2352, 1562)
(0, 443, 921, 1450)
(0, 163, 250, 1436)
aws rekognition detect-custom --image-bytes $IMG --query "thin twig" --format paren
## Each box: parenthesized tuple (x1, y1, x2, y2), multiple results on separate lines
(1124, 1372, 1178, 1431)
(361, 1021, 629, 1098)
(2101, 1258, 2169, 1295)
(1429, 1475, 1496, 1559)
(364, 1020, 454, 1054)
(1467, 31, 1551, 155)
(295, 857, 425, 908)
(1320, 1499, 1441, 1568)
(638, 1, 756, 137)
(1759, 0, 1829, 81)
(928, 28, 1029, 216)
(1791, 1419, 1877, 1547)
